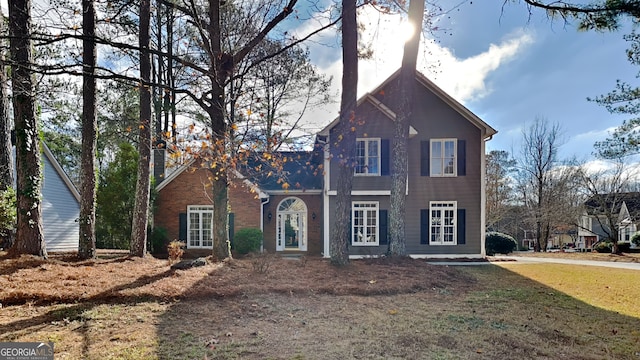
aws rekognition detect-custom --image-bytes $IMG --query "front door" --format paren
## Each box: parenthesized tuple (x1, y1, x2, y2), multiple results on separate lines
(276, 197, 307, 251)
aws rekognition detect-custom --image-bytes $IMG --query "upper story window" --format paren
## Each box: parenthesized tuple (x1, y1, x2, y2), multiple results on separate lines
(431, 139, 456, 176)
(355, 138, 380, 176)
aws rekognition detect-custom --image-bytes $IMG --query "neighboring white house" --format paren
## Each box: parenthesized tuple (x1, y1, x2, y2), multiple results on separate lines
(11, 143, 80, 252)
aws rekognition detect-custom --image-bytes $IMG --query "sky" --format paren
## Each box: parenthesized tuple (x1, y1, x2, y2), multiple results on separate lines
(291, 0, 639, 164)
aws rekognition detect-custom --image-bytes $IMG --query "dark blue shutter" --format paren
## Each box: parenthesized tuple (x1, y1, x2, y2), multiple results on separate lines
(420, 209, 429, 244)
(457, 209, 466, 245)
(228, 213, 235, 248)
(380, 139, 390, 176)
(379, 210, 388, 245)
(179, 213, 187, 241)
(457, 140, 466, 176)
(420, 141, 430, 176)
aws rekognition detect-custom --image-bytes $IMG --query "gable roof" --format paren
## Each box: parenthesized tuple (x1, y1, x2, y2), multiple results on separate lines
(318, 69, 497, 139)
(584, 192, 640, 221)
(155, 150, 323, 195)
(42, 143, 81, 203)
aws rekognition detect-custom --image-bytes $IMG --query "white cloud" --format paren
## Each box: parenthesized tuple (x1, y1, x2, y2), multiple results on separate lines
(423, 31, 534, 102)
(299, 9, 535, 128)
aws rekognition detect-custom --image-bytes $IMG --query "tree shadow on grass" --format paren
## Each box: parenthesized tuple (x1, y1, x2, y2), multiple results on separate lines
(155, 260, 640, 360)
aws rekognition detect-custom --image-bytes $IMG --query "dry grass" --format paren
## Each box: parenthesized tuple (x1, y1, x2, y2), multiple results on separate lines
(1, 251, 639, 359)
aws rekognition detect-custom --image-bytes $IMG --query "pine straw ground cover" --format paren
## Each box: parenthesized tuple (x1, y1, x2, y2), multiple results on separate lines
(0, 252, 639, 359)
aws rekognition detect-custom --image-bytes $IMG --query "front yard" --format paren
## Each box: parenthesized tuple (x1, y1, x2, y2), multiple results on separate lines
(1, 252, 639, 359)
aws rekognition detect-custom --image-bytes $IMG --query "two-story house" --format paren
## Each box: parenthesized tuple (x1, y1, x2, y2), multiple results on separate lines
(318, 70, 496, 258)
(579, 192, 640, 250)
(153, 70, 497, 258)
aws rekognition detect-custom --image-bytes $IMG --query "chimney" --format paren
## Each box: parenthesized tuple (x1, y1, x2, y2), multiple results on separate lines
(153, 139, 166, 184)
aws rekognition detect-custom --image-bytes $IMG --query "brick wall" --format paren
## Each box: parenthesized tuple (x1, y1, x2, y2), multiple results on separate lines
(262, 194, 323, 256)
(155, 163, 322, 256)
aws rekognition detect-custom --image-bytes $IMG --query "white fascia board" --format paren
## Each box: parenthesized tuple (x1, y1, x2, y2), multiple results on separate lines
(326, 190, 391, 196)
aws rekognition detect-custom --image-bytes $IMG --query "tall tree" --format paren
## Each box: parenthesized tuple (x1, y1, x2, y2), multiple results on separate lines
(389, 0, 425, 256)
(78, 0, 98, 259)
(592, 31, 640, 159)
(330, 0, 358, 265)
(0, 13, 14, 249)
(130, 0, 152, 257)
(486, 150, 516, 231)
(516, 118, 562, 252)
(8, 0, 46, 257)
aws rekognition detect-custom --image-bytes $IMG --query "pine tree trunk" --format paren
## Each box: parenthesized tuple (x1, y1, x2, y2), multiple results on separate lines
(130, 0, 151, 257)
(330, 0, 358, 266)
(78, 0, 97, 259)
(389, 0, 424, 257)
(8, 0, 46, 257)
(0, 19, 14, 250)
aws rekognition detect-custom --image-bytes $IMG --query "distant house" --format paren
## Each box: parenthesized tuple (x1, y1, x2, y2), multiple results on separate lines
(9, 143, 80, 252)
(579, 192, 640, 250)
(154, 69, 497, 258)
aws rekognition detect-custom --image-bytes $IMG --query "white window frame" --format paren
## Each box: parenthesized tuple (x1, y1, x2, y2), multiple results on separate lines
(430, 139, 457, 177)
(429, 201, 457, 245)
(187, 205, 214, 249)
(355, 138, 381, 176)
(352, 201, 379, 246)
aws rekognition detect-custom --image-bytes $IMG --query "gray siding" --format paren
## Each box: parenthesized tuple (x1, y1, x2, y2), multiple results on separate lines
(42, 149, 80, 252)
(326, 76, 485, 256)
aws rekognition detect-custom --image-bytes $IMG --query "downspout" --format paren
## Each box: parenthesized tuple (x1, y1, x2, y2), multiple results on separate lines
(260, 196, 270, 253)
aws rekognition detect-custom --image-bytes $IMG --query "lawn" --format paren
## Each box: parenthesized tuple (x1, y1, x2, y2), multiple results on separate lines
(1, 252, 639, 359)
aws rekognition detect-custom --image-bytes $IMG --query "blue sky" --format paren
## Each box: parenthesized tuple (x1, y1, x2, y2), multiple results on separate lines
(293, 0, 638, 163)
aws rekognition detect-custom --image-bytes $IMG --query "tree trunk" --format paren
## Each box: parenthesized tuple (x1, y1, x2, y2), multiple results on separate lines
(130, 0, 151, 257)
(389, 0, 424, 256)
(330, 0, 358, 266)
(8, 0, 46, 257)
(0, 17, 14, 250)
(78, 0, 97, 259)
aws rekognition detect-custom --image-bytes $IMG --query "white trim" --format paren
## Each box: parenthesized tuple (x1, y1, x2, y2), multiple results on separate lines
(323, 144, 331, 258)
(186, 205, 214, 249)
(430, 138, 457, 177)
(42, 143, 81, 203)
(155, 159, 196, 191)
(409, 254, 485, 259)
(355, 138, 381, 176)
(351, 201, 380, 246)
(327, 190, 391, 196)
(480, 140, 487, 256)
(276, 197, 308, 252)
(348, 254, 485, 259)
(231, 169, 268, 199)
(429, 201, 457, 246)
(265, 189, 322, 195)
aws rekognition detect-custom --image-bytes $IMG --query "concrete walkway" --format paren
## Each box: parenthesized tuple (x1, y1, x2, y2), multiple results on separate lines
(428, 256, 640, 271)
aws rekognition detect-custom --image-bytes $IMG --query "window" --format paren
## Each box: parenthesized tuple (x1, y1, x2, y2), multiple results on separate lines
(355, 138, 380, 176)
(430, 139, 456, 176)
(187, 205, 213, 248)
(430, 201, 456, 245)
(352, 202, 379, 246)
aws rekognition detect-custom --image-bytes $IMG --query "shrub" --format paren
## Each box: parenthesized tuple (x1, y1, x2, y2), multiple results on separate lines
(485, 232, 517, 256)
(233, 228, 262, 255)
(631, 233, 640, 248)
(0, 187, 16, 237)
(149, 227, 169, 254)
(618, 241, 631, 253)
(167, 240, 185, 263)
(593, 241, 612, 253)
